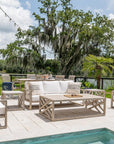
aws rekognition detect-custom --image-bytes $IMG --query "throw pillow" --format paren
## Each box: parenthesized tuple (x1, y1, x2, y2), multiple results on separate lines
(29, 83, 41, 95)
(66, 82, 81, 95)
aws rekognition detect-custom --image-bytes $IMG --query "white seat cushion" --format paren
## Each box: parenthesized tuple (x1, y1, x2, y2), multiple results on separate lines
(32, 95, 40, 102)
(43, 81, 61, 94)
(0, 102, 5, 115)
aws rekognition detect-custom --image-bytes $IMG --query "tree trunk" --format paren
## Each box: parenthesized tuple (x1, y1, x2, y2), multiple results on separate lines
(97, 75, 101, 89)
(96, 65, 101, 89)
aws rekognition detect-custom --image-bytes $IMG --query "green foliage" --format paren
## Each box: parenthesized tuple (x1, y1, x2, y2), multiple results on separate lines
(107, 84, 114, 90)
(32, 0, 114, 75)
(84, 81, 91, 88)
(82, 54, 114, 88)
(82, 55, 114, 77)
(0, 60, 5, 71)
(81, 80, 97, 89)
(0, 0, 114, 75)
(45, 59, 61, 74)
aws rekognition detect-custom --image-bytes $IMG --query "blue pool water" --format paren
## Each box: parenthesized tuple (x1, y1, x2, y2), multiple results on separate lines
(0, 128, 114, 144)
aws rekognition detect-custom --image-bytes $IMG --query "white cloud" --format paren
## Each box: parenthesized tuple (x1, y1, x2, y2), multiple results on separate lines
(94, 9, 103, 15)
(109, 13, 114, 19)
(0, 0, 34, 49)
(0, 0, 20, 8)
(0, 32, 16, 48)
(26, 1, 31, 9)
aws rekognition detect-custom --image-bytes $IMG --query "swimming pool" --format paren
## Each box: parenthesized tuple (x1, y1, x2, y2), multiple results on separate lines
(0, 128, 114, 144)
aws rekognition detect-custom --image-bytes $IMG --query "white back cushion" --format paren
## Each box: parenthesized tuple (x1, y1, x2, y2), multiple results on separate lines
(43, 81, 61, 94)
(59, 80, 73, 94)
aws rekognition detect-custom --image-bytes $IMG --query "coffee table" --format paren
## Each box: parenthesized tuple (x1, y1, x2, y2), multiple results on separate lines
(39, 94, 106, 121)
(1, 91, 24, 110)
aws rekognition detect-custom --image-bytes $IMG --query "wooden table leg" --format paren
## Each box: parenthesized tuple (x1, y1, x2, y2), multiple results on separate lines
(52, 101, 55, 121)
(18, 93, 24, 109)
(39, 96, 53, 120)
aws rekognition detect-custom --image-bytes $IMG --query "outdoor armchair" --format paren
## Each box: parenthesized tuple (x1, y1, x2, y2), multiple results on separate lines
(0, 99, 7, 129)
(2, 74, 19, 90)
(68, 75, 75, 81)
(55, 75, 65, 80)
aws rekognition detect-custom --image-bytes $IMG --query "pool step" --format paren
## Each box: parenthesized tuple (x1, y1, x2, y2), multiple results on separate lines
(89, 141, 103, 144)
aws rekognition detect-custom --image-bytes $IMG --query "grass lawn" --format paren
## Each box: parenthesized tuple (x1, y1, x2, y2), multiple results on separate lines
(105, 90, 112, 98)
(0, 76, 112, 98)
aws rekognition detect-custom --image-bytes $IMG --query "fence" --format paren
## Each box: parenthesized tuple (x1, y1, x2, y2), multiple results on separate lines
(75, 76, 114, 89)
(0, 74, 114, 89)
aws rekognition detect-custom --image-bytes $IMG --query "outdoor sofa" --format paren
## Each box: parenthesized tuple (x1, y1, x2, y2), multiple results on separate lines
(24, 80, 81, 109)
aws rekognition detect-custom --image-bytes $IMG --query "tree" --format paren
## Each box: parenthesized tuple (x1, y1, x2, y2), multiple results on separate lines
(0, 0, 113, 75)
(82, 55, 114, 89)
(45, 59, 61, 74)
(0, 29, 45, 74)
(33, 0, 114, 75)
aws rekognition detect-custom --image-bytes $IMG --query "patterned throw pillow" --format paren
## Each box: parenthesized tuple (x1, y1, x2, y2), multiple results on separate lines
(29, 83, 41, 95)
(66, 82, 81, 95)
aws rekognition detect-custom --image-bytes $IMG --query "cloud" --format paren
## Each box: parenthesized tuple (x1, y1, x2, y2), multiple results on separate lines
(0, 32, 16, 49)
(94, 9, 103, 15)
(26, 1, 31, 9)
(0, 0, 34, 49)
(109, 13, 114, 19)
(0, 0, 20, 8)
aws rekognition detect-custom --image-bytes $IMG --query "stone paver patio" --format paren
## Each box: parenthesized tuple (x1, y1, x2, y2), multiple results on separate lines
(0, 98, 114, 142)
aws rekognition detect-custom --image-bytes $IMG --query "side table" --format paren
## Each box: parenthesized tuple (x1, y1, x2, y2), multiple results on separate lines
(1, 91, 24, 110)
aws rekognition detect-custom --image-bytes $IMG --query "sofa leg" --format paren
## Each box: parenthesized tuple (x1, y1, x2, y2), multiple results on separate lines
(29, 102, 32, 110)
(5, 114, 7, 128)
(60, 101, 62, 105)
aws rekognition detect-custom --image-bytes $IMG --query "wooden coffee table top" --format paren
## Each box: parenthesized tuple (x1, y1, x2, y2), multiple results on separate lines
(40, 94, 104, 102)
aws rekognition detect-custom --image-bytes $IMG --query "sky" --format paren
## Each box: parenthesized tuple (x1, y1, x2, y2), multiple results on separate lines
(0, 0, 114, 58)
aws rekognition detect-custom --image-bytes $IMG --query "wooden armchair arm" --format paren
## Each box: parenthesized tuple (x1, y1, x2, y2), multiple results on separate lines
(80, 89, 105, 97)
(0, 99, 7, 128)
(111, 90, 114, 108)
(111, 90, 114, 95)
(0, 99, 7, 107)
(111, 90, 114, 99)
(23, 88, 32, 101)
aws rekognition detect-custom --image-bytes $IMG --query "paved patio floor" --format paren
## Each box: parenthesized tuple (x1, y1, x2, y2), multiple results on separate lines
(0, 98, 114, 142)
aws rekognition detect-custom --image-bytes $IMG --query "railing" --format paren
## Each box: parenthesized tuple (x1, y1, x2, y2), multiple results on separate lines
(75, 76, 114, 89)
(9, 74, 27, 81)
(0, 74, 113, 89)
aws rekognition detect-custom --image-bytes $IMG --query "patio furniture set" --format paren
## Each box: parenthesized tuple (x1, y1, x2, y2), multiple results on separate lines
(0, 74, 113, 129)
